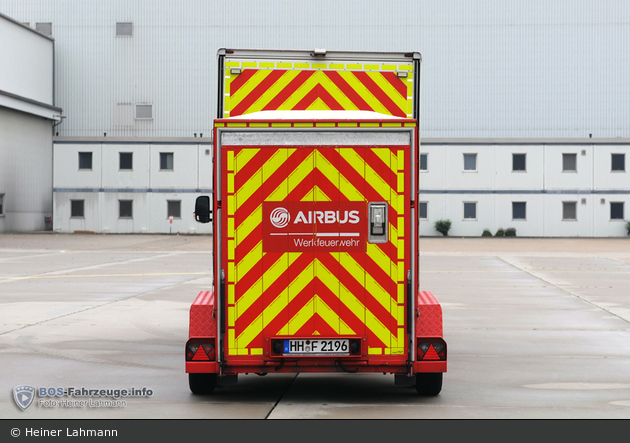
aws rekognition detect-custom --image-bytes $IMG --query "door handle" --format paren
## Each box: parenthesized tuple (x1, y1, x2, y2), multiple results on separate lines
(368, 202, 388, 244)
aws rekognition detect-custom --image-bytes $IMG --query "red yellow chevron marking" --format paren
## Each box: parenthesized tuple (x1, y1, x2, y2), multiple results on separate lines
(224, 66, 412, 118)
(222, 144, 410, 357)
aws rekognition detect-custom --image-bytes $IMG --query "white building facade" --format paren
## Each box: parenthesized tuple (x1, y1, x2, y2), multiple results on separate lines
(53, 141, 213, 234)
(0, 12, 61, 232)
(419, 140, 628, 237)
(1, 1, 629, 236)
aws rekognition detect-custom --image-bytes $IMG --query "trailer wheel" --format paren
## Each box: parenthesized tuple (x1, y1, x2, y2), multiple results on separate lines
(189, 373, 217, 395)
(415, 373, 442, 396)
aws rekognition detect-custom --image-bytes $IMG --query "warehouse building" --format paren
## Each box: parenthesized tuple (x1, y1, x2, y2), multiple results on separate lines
(0, 1, 628, 236)
(0, 12, 61, 232)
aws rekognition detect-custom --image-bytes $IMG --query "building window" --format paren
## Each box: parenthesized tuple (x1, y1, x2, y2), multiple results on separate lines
(135, 104, 153, 120)
(119, 200, 133, 219)
(611, 153, 625, 172)
(160, 152, 174, 170)
(78, 152, 93, 170)
(70, 200, 84, 218)
(463, 153, 477, 171)
(35, 22, 52, 36)
(116, 22, 133, 37)
(562, 153, 577, 172)
(610, 202, 624, 220)
(562, 201, 577, 220)
(420, 153, 428, 171)
(0, 194, 4, 216)
(418, 202, 428, 219)
(167, 200, 182, 219)
(119, 152, 133, 170)
(512, 154, 526, 172)
(512, 202, 526, 220)
(463, 202, 477, 220)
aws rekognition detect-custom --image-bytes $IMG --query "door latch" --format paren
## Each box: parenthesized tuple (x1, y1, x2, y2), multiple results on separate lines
(368, 202, 388, 243)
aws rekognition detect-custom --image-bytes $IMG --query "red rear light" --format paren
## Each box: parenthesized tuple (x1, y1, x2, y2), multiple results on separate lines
(418, 341, 446, 361)
(186, 341, 216, 361)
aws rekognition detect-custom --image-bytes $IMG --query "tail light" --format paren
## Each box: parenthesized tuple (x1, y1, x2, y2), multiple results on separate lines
(350, 339, 361, 355)
(272, 340, 283, 355)
(417, 340, 446, 361)
(186, 340, 216, 361)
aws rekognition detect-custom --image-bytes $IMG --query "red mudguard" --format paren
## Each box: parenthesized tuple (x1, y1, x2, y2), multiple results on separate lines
(186, 291, 219, 373)
(414, 291, 447, 373)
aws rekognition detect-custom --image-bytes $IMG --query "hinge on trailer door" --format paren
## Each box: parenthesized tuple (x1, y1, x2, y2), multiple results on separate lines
(220, 270, 225, 334)
(407, 270, 412, 333)
(212, 274, 216, 319)
(218, 269, 225, 373)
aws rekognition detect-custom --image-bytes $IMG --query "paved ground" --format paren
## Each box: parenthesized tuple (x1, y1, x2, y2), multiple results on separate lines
(1, 233, 629, 419)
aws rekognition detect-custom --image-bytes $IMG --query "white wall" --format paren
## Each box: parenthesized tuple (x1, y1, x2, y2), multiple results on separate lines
(54, 191, 100, 233)
(0, 14, 53, 105)
(149, 145, 198, 189)
(53, 142, 213, 234)
(494, 146, 544, 191)
(0, 13, 56, 232)
(494, 194, 545, 237)
(54, 143, 102, 189)
(544, 145, 593, 191)
(594, 195, 630, 237)
(46, 140, 630, 237)
(102, 145, 150, 189)
(0, 107, 53, 232)
(594, 145, 629, 190)
(419, 142, 630, 237)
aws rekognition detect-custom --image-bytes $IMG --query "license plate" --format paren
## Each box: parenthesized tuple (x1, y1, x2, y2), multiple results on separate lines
(283, 339, 350, 355)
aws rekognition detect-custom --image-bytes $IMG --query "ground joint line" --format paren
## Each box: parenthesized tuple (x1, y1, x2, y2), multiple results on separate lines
(498, 255, 630, 325)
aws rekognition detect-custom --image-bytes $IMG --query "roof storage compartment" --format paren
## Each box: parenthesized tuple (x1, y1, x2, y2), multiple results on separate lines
(217, 48, 420, 120)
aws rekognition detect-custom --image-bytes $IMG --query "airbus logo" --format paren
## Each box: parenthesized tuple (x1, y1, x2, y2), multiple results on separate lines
(270, 207, 290, 228)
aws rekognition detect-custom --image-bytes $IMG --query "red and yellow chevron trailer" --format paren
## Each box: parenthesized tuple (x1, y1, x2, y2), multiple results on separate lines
(187, 49, 446, 395)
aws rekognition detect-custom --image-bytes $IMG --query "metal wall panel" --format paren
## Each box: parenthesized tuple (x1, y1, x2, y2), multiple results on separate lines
(0, 13, 53, 104)
(0, 107, 53, 231)
(2, 1, 630, 138)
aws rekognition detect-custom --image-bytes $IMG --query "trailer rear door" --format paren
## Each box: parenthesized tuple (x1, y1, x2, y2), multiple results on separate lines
(220, 128, 412, 362)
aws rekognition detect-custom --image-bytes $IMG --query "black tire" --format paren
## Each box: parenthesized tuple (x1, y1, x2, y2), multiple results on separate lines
(415, 372, 443, 396)
(189, 373, 217, 395)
